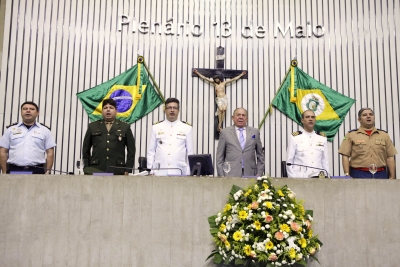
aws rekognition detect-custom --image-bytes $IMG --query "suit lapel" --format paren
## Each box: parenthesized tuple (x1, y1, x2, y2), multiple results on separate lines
(230, 126, 241, 148)
(245, 127, 252, 149)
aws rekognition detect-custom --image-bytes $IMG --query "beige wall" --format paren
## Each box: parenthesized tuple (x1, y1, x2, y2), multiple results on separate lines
(1, 175, 399, 267)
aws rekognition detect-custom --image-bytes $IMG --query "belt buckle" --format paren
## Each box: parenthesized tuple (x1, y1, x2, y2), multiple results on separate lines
(23, 166, 29, 170)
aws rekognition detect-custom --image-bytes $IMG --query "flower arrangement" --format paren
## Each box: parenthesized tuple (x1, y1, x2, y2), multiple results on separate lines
(207, 176, 322, 267)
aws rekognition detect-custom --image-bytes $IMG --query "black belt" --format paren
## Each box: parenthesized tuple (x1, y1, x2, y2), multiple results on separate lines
(7, 163, 46, 174)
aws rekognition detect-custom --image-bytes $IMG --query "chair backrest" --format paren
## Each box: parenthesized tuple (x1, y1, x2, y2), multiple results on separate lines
(138, 157, 147, 172)
(281, 160, 288, 177)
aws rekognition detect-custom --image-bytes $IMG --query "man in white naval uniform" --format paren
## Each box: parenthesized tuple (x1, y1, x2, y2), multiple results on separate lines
(147, 98, 194, 176)
(286, 110, 329, 178)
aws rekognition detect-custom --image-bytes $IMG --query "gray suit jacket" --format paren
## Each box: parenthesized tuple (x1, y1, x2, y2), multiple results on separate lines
(216, 126, 265, 177)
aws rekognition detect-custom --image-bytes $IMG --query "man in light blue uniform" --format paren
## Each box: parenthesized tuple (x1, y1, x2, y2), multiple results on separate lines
(0, 101, 56, 174)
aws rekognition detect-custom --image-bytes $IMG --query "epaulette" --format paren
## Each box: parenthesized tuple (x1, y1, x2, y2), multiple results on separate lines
(6, 122, 18, 129)
(348, 129, 357, 133)
(291, 131, 302, 136)
(182, 121, 192, 126)
(153, 120, 164, 125)
(40, 123, 51, 130)
(316, 131, 326, 137)
(377, 129, 388, 133)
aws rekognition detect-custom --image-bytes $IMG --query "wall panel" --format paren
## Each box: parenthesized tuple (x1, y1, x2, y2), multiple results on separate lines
(0, 0, 399, 177)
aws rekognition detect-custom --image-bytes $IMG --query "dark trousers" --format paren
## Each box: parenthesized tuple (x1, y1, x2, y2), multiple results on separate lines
(7, 163, 46, 174)
(350, 168, 388, 179)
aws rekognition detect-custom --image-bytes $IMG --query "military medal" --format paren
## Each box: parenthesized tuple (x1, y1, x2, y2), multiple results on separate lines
(119, 136, 122, 141)
(159, 140, 163, 144)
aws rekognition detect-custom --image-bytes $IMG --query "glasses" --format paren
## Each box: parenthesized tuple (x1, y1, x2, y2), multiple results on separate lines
(165, 106, 179, 110)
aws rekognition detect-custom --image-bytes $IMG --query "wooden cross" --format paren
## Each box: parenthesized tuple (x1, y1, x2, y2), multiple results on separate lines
(192, 46, 248, 139)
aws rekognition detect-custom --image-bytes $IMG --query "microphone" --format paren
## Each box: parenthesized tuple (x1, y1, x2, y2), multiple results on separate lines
(286, 163, 330, 178)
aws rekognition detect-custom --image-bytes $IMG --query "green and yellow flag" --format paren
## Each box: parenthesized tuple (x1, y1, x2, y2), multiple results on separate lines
(77, 56, 164, 124)
(260, 60, 355, 141)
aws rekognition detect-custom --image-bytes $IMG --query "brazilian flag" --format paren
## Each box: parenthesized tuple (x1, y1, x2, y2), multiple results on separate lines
(77, 56, 164, 124)
(260, 60, 355, 141)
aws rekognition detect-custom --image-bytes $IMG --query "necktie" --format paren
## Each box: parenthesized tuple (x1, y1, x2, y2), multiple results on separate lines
(239, 128, 245, 149)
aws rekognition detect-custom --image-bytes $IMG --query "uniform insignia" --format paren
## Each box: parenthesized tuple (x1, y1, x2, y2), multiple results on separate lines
(291, 131, 302, 136)
(316, 131, 326, 137)
(153, 120, 164, 125)
(6, 122, 18, 128)
(40, 123, 51, 130)
(182, 121, 192, 126)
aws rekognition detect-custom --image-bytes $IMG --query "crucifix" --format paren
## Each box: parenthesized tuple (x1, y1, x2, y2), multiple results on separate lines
(192, 46, 248, 139)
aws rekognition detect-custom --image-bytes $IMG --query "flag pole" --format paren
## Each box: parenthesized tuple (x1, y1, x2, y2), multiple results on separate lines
(258, 61, 295, 130)
(137, 56, 166, 103)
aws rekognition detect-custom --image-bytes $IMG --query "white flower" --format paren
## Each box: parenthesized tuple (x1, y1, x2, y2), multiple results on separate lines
(267, 233, 272, 238)
(276, 249, 281, 254)
(266, 225, 270, 229)
(282, 260, 287, 264)
(273, 246, 277, 250)
(283, 215, 288, 219)
(283, 204, 287, 207)
(261, 226, 265, 230)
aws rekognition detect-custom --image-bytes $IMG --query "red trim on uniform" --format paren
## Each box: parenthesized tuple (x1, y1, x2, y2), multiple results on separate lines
(351, 167, 385, 172)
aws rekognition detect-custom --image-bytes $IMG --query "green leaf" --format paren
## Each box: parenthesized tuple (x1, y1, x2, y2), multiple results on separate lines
(305, 209, 314, 217)
(205, 250, 219, 261)
(310, 254, 321, 264)
(208, 215, 218, 228)
(230, 184, 244, 195)
(297, 259, 307, 266)
(235, 258, 247, 265)
(210, 228, 219, 235)
(213, 253, 223, 264)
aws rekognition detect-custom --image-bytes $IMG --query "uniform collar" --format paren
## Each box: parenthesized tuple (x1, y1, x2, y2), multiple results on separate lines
(357, 127, 379, 135)
(17, 121, 39, 128)
(165, 119, 179, 126)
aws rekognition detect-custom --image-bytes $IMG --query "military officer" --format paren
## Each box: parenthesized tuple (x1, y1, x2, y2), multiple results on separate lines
(286, 110, 329, 178)
(82, 99, 135, 175)
(0, 101, 56, 174)
(147, 98, 194, 176)
(338, 108, 397, 179)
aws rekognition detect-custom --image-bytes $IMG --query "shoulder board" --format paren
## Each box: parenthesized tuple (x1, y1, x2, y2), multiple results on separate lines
(316, 131, 326, 137)
(348, 129, 358, 133)
(377, 129, 388, 133)
(153, 120, 164, 125)
(291, 131, 302, 136)
(182, 121, 192, 126)
(6, 122, 18, 129)
(40, 123, 51, 130)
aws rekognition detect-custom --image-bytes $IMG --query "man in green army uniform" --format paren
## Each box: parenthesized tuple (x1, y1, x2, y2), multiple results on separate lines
(82, 99, 135, 175)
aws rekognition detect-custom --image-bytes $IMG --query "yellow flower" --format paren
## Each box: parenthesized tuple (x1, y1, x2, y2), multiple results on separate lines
(219, 224, 226, 231)
(225, 240, 231, 250)
(298, 204, 305, 215)
(254, 220, 261, 230)
(223, 204, 231, 212)
(233, 231, 243, 241)
(244, 245, 252, 256)
(280, 224, 290, 232)
(238, 210, 248, 220)
(299, 238, 307, 248)
(265, 202, 273, 209)
(244, 189, 252, 197)
(308, 229, 313, 238)
(278, 190, 284, 197)
(254, 184, 259, 191)
(265, 241, 274, 250)
(262, 183, 269, 189)
(289, 248, 296, 259)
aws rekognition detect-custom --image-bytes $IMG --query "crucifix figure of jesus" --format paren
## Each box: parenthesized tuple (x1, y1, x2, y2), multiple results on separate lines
(193, 69, 246, 132)
(192, 46, 248, 137)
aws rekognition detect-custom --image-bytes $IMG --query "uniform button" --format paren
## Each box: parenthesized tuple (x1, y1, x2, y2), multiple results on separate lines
(168, 164, 170, 166)
(106, 156, 109, 159)
(107, 140, 109, 143)
(107, 134, 110, 136)
(170, 134, 172, 136)
(168, 154, 170, 155)
(107, 148, 109, 151)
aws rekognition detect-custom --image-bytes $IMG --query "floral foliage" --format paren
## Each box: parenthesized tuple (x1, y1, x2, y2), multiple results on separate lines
(207, 176, 322, 267)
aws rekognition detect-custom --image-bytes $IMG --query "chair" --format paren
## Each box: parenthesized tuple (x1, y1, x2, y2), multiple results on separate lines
(281, 161, 288, 177)
(138, 157, 147, 172)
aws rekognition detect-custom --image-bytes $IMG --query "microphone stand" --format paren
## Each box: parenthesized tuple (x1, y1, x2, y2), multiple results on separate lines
(286, 163, 331, 178)
(28, 165, 74, 175)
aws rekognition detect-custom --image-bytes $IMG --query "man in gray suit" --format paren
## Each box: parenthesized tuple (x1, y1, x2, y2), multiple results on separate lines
(216, 108, 265, 177)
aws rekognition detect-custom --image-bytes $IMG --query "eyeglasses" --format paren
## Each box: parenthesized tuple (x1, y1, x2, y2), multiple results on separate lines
(165, 106, 179, 110)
